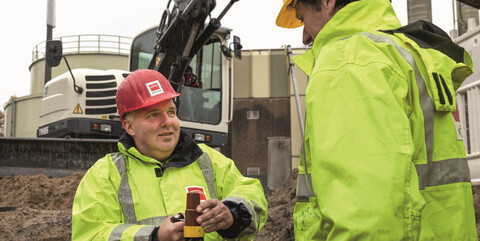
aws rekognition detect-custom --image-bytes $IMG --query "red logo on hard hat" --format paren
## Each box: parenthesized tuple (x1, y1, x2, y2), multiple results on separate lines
(186, 186, 207, 202)
(146, 80, 164, 97)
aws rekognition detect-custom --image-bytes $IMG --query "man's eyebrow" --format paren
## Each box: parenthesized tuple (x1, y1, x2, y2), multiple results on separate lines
(143, 105, 177, 115)
(144, 109, 158, 116)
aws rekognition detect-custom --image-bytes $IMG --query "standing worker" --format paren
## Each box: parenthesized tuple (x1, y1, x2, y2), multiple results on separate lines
(72, 69, 267, 241)
(276, 0, 477, 240)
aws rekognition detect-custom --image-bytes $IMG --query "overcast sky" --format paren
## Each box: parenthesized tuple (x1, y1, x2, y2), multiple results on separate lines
(0, 0, 472, 111)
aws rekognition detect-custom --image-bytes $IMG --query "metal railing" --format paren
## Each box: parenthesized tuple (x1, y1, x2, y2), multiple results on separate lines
(32, 34, 132, 63)
(457, 80, 480, 186)
(457, 79, 480, 158)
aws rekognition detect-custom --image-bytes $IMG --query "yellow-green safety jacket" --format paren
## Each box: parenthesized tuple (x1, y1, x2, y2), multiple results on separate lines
(292, 0, 477, 240)
(72, 131, 267, 240)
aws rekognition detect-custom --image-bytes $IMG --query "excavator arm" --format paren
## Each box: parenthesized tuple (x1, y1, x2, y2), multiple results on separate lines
(148, 0, 239, 91)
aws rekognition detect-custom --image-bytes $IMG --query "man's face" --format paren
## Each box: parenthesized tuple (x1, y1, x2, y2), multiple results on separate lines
(123, 99, 180, 162)
(294, 0, 337, 45)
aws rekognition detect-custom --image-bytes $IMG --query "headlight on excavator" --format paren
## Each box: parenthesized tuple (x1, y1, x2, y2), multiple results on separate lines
(92, 123, 112, 133)
(193, 133, 211, 143)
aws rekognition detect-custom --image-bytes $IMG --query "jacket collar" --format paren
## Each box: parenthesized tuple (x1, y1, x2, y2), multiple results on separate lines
(293, 0, 402, 75)
(117, 129, 204, 168)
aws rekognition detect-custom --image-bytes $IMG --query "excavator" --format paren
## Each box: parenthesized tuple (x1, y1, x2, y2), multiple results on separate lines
(37, 0, 242, 146)
(0, 0, 242, 178)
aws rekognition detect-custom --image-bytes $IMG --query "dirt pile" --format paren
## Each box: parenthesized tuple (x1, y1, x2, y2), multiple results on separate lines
(0, 173, 83, 241)
(0, 171, 296, 241)
(255, 169, 297, 241)
(1, 171, 479, 241)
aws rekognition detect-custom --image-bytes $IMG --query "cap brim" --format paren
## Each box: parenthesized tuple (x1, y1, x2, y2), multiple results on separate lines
(142, 92, 180, 112)
(120, 92, 180, 123)
(276, 0, 304, 29)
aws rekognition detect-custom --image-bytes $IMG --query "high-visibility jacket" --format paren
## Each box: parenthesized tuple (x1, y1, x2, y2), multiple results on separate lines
(292, 0, 477, 240)
(72, 131, 267, 240)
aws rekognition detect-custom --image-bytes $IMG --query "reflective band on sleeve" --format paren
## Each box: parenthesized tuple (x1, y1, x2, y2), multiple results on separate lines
(133, 225, 156, 241)
(196, 153, 217, 199)
(111, 152, 137, 223)
(223, 195, 263, 236)
(361, 32, 435, 189)
(416, 158, 471, 189)
(251, 200, 262, 232)
(137, 216, 168, 225)
(109, 223, 134, 241)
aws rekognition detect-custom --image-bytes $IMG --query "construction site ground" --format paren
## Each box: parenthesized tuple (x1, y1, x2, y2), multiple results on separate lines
(0, 170, 478, 241)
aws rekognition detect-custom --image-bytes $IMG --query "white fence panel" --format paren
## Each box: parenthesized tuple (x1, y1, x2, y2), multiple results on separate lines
(457, 79, 480, 185)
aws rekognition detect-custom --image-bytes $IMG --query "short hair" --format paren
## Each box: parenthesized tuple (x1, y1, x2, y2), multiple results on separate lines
(299, 0, 359, 10)
(123, 111, 135, 123)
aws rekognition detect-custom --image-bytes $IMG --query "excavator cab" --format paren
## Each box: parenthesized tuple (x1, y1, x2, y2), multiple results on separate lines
(130, 0, 241, 147)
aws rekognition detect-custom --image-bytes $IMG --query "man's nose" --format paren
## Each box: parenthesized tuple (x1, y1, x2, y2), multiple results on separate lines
(159, 112, 172, 127)
(302, 27, 313, 45)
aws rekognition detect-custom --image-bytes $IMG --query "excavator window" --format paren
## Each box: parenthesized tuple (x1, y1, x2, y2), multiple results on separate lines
(130, 26, 223, 125)
(177, 36, 222, 125)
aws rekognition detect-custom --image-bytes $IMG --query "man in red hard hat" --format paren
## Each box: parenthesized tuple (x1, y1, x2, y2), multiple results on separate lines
(72, 69, 267, 241)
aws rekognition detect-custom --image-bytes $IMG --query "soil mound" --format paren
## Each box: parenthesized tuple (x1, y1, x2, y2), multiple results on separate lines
(1, 171, 479, 241)
(0, 173, 83, 240)
(0, 173, 83, 210)
(254, 169, 297, 241)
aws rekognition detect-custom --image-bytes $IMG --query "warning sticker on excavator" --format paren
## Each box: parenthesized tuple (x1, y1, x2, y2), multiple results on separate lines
(73, 104, 83, 114)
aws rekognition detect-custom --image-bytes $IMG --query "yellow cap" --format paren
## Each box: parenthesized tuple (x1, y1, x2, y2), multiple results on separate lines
(276, 0, 304, 28)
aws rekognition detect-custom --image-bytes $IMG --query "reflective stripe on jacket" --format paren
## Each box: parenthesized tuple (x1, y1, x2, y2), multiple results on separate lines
(72, 133, 267, 241)
(292, 0, 477, 240)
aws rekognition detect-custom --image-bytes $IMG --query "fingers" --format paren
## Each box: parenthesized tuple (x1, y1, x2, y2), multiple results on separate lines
(196, 199, 216, 213)
(196, 200, 234, 233)
(158, 217, 184, 241)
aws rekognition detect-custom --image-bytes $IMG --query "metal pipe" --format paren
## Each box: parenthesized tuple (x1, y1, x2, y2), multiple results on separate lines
(470, 87, 479, 153)
(285, 45, 305, 140)
(44, 25, 53, 85)
(44, 0, 55, 85)
(213, 0, 239, 26)
(9, 98, 15, 137)
(227, 59, 233, 124)
(452, 0, 457, 32)
(456, 79, 480, 93)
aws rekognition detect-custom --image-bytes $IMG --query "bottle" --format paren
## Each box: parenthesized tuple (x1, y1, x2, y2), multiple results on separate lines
(184, 192, 204, 241)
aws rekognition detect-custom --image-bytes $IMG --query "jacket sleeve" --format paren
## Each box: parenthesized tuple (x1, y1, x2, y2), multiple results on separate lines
(305, 54, 425, 239)
(203, 146, 268, 240)
(71, 155, 155, 241)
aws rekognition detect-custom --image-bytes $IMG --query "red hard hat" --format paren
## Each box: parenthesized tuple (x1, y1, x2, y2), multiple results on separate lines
(116, 69, 180, 124)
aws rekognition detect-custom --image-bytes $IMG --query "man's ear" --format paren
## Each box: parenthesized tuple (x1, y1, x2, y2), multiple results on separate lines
(123, 120, 135, 136)
(324, 0, 337, 13)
